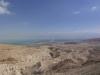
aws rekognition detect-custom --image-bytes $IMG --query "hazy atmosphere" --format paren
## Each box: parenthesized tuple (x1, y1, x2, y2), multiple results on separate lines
(1, 0, 100, 75)
(0, 0, 100, 40)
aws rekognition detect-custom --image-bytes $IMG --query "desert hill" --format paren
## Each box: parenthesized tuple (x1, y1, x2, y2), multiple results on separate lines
(0, 43, 100, 75)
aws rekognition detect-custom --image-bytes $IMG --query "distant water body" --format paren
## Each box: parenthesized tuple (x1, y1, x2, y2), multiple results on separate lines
(0, 39, 40, 45)
(0, 39, 83, 45)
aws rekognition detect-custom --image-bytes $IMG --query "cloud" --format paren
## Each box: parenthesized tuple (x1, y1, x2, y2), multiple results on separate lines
(73, 11, 80, 15)
(91, 6, 97, 11)
(0, 0, 11, 15)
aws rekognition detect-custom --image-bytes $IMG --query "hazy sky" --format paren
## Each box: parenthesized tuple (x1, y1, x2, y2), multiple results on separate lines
(0, 0, 100, 40)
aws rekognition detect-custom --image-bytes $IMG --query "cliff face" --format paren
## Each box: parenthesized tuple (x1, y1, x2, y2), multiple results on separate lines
(0, 44, 100, 75)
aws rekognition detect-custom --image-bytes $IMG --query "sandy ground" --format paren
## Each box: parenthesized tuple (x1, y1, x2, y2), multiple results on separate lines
(0, 43, 100, 75)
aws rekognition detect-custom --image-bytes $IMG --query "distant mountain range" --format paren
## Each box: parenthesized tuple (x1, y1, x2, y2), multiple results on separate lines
(84, 38, 100, 43)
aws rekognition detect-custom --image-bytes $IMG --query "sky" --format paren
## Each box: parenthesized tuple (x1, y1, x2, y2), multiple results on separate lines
(0, 0, 100, 40)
